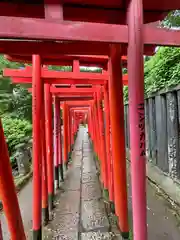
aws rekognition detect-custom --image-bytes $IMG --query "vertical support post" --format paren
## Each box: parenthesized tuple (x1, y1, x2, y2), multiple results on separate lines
(92, 100, 98, 156)
(54, 96, 60, 190)
(41, 85, 49, 226)
(0, 221, 2, 240)
(109, 45, 129, 238)
(32, 55, 42, 239)
(0, 120, 26, 240)
(59, 101, 64, 181)
(72, 111, 75, 145)
(104, 83, 114, 204)
(67, 107, 71, 162)
(63, 102, 68, 169)
(128, 0, 147, 239)
(70, 110, 74, 150)
(94, 94, 101, 160)
(68, 108, 72, 162)
(97, 89, 108, 193)
(45, 83, 54, 212)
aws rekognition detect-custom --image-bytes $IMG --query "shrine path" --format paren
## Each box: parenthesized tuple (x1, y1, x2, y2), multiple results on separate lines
(1, 126, 180, 239)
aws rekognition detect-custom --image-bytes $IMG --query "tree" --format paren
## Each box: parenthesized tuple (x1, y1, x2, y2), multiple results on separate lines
(0, 55, 32, 122)
(162, 10, 180, 28)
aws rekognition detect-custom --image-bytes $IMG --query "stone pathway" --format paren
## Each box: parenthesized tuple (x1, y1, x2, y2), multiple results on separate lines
(42, 125, 180, 240)
(44, 126, 121, 239)
(1, 126, 180, 239)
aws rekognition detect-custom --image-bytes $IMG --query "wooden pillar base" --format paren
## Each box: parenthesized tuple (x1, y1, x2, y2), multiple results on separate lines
(48, 194, 54, 212)
(33, 227, 42, 240)
(59, 164, 64, 182)
(42, 207, 49, 226)
(121, 231, 129, 239)
(54, 166, 60, 190)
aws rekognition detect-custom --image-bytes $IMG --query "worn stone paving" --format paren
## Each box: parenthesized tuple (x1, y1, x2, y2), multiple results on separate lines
(43, 126, 121, 239)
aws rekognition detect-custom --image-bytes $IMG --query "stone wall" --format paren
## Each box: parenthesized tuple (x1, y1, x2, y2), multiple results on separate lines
(124, 86, 180, 205)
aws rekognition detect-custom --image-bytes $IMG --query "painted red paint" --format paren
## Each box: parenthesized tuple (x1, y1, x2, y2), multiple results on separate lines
(127, 0, 147, 239)
(4, 67, 109, 81)
(109, 45, 129, 235)
(0, 119, 26, 239)
(32, 55, 43, 235)
(0, 16, 179, 46)
(11, 77, 107, 85)
(44, 83, 54, 211)
(0, 41, 155, 56)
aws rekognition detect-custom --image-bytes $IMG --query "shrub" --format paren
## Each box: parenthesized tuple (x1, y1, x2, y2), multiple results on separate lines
(2, 116, 32, 162)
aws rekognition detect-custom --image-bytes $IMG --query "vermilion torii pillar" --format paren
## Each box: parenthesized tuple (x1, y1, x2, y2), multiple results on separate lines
(32, 55, 43, 239)
(54, 96, 60, 190)
(44, 83, 54, 213)
(109, 46, 129, 238)
(0, 221, 2, 240)
(97, 88, 108, 194)
(63, 102, 69, 169)
(59, 106, 64, 182)
(0, 119, 26, 239)
(104, 83, 114, 207)
(128, 0, 147, 239)
(41, 86, 49, 226)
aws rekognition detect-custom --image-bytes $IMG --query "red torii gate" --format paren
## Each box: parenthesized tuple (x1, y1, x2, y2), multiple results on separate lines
(5, 54, 128, 70)
(0, 1, 179, 240)
(3, 66, 129, 86)
(4, 64, 124, 239)
(5, 65, 130, 236)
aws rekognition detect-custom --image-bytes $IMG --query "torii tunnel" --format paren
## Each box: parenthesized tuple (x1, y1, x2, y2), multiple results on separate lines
(0, 0, 179, 240)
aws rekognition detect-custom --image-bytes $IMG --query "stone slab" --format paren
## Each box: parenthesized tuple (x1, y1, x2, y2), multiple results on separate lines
(65, 166, 81, 180)
(64, 179, 81, 191)
(47, 213, 79, 233)
(63, 168, 81, 190)
(82, 181, 101, 201)
(82, 157, 97, 173)
(53, 231, 78, 240)
(81, 199, 109, 232)
(81, 232, 122, 240)
(82, 172, 99, 184)
(54, 191, 80, 215)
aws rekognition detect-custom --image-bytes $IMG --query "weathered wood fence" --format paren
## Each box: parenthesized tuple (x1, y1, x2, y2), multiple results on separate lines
(124, 86, 180, 180)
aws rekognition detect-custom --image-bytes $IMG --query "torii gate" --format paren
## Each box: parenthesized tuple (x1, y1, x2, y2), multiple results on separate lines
(28, 81, 117, 205)
(5, 63, 129, 221)
(4, 64, 129, 239)
(0, 1, 179, 239)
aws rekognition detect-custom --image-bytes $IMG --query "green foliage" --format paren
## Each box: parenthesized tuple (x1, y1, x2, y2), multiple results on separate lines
(0, 55, 32, 121)
(162, 10, 180, 28)
(49, 65, 102, 73)
(0, 55, 24, 75)
(2, 116, 32, 160)
(123, 47, 180, 102)
(48, 65, 72, 72)
(9, 86, 32, 121)
(144, 47, 180, 96)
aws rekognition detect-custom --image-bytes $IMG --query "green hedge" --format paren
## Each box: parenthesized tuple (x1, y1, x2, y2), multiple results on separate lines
(2, 116, 32, 161)
(124, 47, 180, 102)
